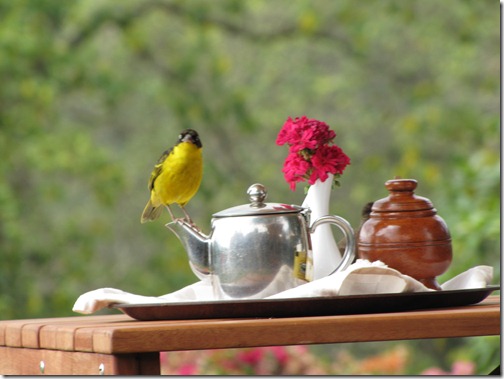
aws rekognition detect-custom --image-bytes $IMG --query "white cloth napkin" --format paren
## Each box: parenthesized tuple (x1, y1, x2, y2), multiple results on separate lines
(72, 259, 494, 314)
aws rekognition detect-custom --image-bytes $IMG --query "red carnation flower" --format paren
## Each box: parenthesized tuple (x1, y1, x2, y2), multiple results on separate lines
(276, 116, 350, 191)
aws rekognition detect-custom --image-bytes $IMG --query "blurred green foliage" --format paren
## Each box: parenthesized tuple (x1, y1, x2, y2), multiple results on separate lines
(0, 0, 499, 374)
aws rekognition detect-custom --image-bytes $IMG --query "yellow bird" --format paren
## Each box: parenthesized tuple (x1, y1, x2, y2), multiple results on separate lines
(141, 129, 203, 224)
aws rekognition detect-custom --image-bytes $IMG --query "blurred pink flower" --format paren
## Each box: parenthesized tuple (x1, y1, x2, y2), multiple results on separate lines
(237, 348, 264, 365)
(159, 351, 167, 364)
(421, 360, 475, 376)
(451, 361, 475, 375)
(268, 346, 289, 365)
(178, 363, 198, 375)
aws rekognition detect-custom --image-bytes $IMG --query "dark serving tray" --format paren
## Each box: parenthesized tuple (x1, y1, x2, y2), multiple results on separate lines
(111, 285, 499, 321)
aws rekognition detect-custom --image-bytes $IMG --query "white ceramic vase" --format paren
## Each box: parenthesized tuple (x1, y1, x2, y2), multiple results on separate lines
(301, 173, 343, 280)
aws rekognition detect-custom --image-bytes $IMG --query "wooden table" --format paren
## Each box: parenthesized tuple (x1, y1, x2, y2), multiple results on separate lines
(0, 295, 500, 375)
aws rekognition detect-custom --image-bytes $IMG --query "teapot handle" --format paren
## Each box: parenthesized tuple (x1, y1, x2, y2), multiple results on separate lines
(309, 215, 356, 275)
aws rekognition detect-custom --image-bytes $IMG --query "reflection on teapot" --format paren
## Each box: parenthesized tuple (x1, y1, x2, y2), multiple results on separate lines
(167, 183, 356, 299)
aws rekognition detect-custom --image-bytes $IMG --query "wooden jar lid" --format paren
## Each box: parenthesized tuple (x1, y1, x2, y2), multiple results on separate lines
(371, 179, 435, 214)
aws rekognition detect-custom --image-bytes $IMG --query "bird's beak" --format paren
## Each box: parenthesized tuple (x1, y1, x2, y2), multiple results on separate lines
(181, 134, 194, 144)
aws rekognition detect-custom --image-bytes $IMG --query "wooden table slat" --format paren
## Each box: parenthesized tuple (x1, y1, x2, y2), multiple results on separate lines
(0, 315, 127, 349)
(101, 300, 500, 353)
(39, 316, 132, 352)
(0, 295, 499, 375)
(0, 296, 500, 354)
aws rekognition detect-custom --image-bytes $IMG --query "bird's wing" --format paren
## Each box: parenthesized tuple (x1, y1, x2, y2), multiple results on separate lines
(148, 147, 173, 191)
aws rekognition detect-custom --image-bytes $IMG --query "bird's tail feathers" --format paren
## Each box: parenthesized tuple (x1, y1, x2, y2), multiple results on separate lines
(141, 200, 164, 223)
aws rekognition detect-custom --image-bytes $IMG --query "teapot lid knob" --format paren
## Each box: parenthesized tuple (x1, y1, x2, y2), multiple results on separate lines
(213, 183, 302, 217)
(247, 183, 267, 208)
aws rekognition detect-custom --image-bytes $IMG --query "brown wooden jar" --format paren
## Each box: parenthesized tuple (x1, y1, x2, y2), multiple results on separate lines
(357, 179, 452, 290)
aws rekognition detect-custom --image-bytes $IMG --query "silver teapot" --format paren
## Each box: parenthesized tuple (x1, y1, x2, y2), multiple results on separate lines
(167, 183, 355, 299)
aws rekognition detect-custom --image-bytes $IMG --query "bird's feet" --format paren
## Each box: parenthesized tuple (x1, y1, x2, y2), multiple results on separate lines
(171, 216, 201, 232)
(172, 217, 187, 223)
(178, 206, 201, 231)
(183, 216, 201, 232)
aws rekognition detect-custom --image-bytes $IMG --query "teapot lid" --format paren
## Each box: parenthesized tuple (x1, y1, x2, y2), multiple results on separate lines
(371, 179, 434, 213)
(213, 183, 304, 217)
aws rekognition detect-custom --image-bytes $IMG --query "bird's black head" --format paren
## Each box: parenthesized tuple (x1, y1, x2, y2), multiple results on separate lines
(178, 129, 202, 148)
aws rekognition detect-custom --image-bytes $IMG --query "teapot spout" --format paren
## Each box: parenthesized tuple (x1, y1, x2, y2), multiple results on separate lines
(165, 220, 211, 278)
